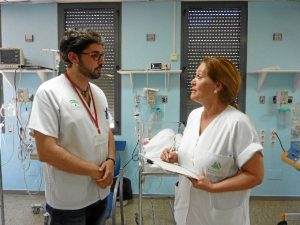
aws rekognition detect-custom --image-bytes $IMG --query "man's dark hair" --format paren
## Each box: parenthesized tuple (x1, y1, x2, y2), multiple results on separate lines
(59, 28, 103, 67)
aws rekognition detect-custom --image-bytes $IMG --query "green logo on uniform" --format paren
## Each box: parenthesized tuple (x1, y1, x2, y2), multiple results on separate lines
(69, 99, 79, 106)
(211, 161, 221, 171)
(69, 99, 80, 110)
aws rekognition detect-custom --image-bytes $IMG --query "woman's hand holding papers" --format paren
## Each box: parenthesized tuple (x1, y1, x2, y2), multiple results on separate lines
(188, 176, 214, 192)
(160, 148, 178, 163)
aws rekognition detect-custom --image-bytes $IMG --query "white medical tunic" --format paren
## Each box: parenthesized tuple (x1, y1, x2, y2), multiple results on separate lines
(28, 74, 111, 210)
(175, 106, 263, 225)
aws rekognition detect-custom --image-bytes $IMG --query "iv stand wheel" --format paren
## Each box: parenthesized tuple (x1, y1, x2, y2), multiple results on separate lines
(44, 212, 50, 225)
(32, 206, 40, 214)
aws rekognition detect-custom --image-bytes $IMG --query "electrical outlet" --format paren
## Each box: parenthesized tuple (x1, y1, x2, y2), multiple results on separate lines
(7, 124, 14, 133)
(161, 95, 168, 103)
(260, 129, 266, 146)
(259, 96, 265, 104)
(170, 52, 178, 61)
(17, 88, 30, 102)
(135, 95, 141, 104)
(271, 129, 277, 146)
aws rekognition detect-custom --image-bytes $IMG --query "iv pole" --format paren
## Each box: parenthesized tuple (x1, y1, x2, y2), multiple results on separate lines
(0, 123, 5, 225)
(0, 146, 4, 225)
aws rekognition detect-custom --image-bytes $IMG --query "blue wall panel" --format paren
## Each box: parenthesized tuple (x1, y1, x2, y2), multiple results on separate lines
(1, 1, 300, 196)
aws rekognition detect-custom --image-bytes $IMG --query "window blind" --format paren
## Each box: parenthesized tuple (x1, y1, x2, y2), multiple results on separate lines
(58, 4, 121, 133)
(181, 2, 247, 122)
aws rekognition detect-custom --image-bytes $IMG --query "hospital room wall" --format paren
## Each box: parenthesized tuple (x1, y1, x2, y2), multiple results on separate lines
(114, 1, 300, 196)
(1, 2, 300, 196)
(119, 2, 181, 196)
(246, 2, 300, 196)
(1, 3, 58, 192)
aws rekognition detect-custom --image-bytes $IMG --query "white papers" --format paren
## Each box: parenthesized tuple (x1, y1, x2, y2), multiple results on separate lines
(141, 155, 199, 180)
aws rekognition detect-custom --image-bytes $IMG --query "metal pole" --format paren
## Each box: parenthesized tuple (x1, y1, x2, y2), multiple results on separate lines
(138, 120, 143, 225)
(138, 163, 143, 225)
(0, 148, 5, 225)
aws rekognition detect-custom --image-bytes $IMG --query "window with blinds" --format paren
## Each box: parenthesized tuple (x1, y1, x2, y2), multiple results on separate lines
(180, 2, 247, 123)
(58, 3, 121, 134)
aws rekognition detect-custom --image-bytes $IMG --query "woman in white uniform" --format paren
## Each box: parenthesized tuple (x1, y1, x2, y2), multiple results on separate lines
(161, 56, 264, 225)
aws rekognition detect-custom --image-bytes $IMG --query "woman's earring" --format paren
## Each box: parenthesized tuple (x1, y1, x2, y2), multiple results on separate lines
(213, 89, 218, 94)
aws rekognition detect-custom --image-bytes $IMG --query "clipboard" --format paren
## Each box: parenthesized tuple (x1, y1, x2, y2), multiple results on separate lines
(140, 154, 199, 180)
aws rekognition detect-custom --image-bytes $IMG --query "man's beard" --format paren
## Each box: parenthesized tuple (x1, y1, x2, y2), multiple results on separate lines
(78, 61, 102, 80)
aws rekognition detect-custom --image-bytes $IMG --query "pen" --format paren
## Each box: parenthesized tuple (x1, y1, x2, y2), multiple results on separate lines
(105, 107, 108, 120)
(168, 135, 177, 159)
(168, 145, 176, 159)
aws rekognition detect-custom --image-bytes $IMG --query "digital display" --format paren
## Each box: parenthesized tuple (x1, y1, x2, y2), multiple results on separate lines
(150, 63, 162, 70)
(0, 48, 24, 69)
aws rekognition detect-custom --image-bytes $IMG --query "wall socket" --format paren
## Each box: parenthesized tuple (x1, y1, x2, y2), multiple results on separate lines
(170, 52, 178, 61)
(17, 88, 30, 102)
(260, 129, 266, 146)
(270, 129, 277, 146)
(161, 95, 168, 103)
(259, 96, 265, 104)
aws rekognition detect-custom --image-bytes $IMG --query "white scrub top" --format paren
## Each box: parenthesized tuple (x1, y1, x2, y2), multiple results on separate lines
(175, 106, 263, 225)
(28, 74, 111, 210)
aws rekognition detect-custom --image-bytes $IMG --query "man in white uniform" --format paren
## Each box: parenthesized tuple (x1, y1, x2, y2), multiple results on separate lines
(28, 28, 115, 225)
(161, 57, 264, 225)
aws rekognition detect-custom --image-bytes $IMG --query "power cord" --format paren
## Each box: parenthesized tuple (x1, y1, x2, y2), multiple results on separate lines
(273, 131, 286, 152)
(122, 140, 139, 168)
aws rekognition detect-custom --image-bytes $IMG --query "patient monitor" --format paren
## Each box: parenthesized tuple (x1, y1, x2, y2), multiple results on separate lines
(0, 48, 24, 69)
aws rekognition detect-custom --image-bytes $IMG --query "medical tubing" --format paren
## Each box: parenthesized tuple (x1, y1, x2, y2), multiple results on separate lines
(122, 140, 139, 168)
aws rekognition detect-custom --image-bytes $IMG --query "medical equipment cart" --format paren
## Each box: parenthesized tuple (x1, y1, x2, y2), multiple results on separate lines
(137, 121, 181, 225)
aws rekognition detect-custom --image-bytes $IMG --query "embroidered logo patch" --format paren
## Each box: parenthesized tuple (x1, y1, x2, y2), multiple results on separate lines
(211, 161, 221, 171)
(69, 99, 80, 110)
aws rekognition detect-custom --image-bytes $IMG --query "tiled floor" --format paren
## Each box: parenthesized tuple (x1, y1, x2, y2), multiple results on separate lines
(2, 192, 300, 225)
(2, 192, 175, 225)
(106, 197, 175, 225)
(3, 192, 45, 225)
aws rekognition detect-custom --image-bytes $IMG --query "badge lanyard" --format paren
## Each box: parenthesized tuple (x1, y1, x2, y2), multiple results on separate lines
(65, 72, 101, 134)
